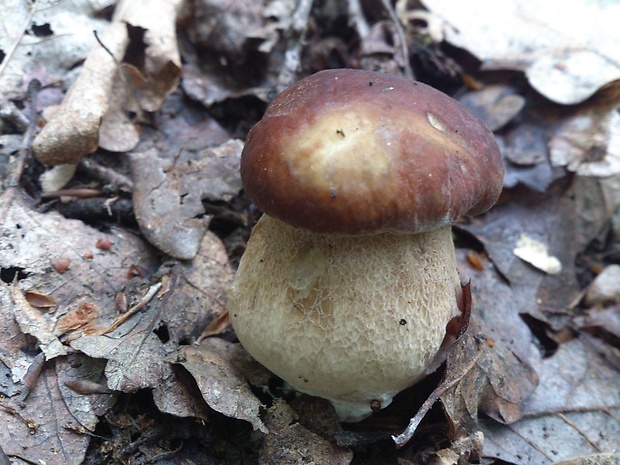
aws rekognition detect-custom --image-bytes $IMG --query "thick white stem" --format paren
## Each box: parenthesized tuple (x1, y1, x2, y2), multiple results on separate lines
(229, 215, 461, 421)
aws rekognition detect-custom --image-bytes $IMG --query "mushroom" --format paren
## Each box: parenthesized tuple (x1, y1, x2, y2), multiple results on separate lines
(229, 69, 504, 421)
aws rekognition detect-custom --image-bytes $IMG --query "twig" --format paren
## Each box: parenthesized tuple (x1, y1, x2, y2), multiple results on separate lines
(0, 79, 40, 216)
(100, 282, 162, 335)
(80, 158, 134, 192)
(379, 0, 414, 80)
(392, 348, 483, 447)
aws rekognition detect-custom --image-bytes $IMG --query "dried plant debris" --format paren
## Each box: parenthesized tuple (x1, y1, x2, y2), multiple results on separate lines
(157, 231, 234, 344)
(441, 250, 540, 438)
(549, 98, 620, 177)
(2, 0, 620, 462)
(461, 182, 583, 331)
(0, 0, 113, 94)
(481, 337, 620, 465)
(130, 139, 242, 259)
(260, 399, 353, 465)
(31, 0, 183, 165)
(421, 0, 620, 104)
(172, 339, 269, 433)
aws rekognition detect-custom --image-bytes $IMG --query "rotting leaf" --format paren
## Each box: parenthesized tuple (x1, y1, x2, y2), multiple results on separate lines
(173, 339, 268, 433)
(56, 355, 117, 432)
(161, 230, 234, 344)
(461, 180, 583, 331)
(0, 194, 159, 336)
(0, 296, 92, 465)
(70, 285, 171, 393)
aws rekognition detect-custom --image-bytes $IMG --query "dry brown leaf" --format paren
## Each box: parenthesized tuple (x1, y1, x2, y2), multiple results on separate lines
(69, 290, 171, 392)
(173, 339, 268, 433)
(0, 359, 91, 465)
(161, 231, 233, 344)
(0, 1, 112, 95)
(32, 20, 129, 165)
(24, 289, 58, 309)
(433, 248, 542, 440)
(32, 0, 183, 165)
(152, 367, 211, 421)
(481, 337, 620, 464)
(461, 181, 585, 331)
(0, 192, 159, 461)
(10, 282, 67, 360)
(130, 139, 241, 259)
(0, 290, 113, 465)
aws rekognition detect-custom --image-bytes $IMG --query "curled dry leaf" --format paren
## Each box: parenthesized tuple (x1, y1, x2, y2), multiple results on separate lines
(173, 339, 268, 433)
(24, 290, 57, 309)
(32, 21, 129, 165)
(10, 282, 67, 360)
(32, 0, 183, 165)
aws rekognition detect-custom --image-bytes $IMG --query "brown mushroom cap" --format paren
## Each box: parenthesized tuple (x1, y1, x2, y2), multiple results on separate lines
(241, 69, 504, 235)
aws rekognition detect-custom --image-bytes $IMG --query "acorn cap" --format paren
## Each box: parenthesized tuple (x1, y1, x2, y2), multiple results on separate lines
(241, 69, 504, 235)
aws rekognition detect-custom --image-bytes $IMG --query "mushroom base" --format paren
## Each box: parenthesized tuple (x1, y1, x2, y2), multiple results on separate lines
(229, 215, 462, 421)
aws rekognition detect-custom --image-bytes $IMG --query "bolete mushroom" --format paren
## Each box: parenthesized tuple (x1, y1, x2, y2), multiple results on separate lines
(229, 69, 504, 421)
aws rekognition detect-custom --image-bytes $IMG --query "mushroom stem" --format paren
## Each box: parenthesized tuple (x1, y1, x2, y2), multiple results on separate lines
(229, 215, 462, 421)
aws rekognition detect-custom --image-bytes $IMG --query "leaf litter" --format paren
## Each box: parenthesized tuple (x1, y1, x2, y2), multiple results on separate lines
(0, 0, 619, 464)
